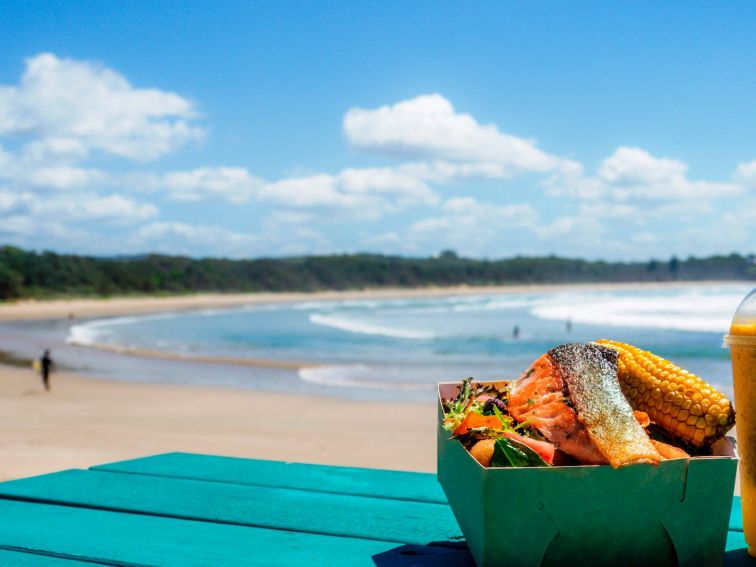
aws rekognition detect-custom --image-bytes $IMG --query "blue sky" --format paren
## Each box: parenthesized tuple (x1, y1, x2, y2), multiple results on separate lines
(0, 1, 754, 260)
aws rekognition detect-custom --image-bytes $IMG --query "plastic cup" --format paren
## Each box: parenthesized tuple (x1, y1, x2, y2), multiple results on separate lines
(723, 288, 756, 557)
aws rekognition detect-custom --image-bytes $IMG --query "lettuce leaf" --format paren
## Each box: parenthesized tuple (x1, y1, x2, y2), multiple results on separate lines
(491, 437, 551, 467)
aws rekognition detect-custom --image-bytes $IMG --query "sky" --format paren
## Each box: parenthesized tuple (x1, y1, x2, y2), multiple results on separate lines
(0, 1, 755, 261)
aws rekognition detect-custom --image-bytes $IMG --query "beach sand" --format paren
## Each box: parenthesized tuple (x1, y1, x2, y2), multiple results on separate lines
(0, 364, 437, 481)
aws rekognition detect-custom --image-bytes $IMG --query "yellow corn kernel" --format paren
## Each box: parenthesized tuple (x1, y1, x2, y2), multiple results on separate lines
(596, 339, 736, 447)
(693, 429, 706, 445)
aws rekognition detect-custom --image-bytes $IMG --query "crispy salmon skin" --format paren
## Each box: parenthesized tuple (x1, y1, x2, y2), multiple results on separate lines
(509, 343, 661, 468)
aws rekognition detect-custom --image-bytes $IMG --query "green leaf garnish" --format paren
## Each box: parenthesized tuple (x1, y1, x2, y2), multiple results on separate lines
(490, 437, 550, 468)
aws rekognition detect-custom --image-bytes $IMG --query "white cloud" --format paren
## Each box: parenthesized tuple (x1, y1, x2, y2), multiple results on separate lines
(148, 164, 437, 214)
(408, 197, 540, 256)
(131, 222, 258, 257)
(0, 53, 203, 162)
(336, 167, 437, 204)
(598, 147, 686, 185)
(0, 148, 105, 190)
(344, 94, 565, 174)
(735, 161, 756, 188)
(720, 197, 756, 246)
(0, 215, 89, 242)
(573, 202, 640, 220)
(162, 167, 264, 203)
(0, 190, 28, 215)
(262, 210, 317, 228)
(363, 231, 402, 246)
(22, 166, 106, 191)
(0, 215, 35, 237)
(130, 220, 331, 258)
(258, 167, 437, 211)
(533, 215, 603, 240)
(547, 147, 741, 203)
(0, 190, 157, 223)
(259, 174, 373, 209)
(2, 59, 753, 261)
(60, 194, 158, 222)
(21, 137, 90, 163)
(0, 144, 14, 174)
(136, 221, 253, 243)
(397, 160, 509, 183)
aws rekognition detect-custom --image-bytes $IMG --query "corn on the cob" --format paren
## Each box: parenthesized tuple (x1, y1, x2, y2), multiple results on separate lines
(596, 339, 735, 447)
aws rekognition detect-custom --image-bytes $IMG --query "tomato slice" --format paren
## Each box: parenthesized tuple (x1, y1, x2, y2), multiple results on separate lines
(503, 432, 555, 464)
(454, 411, 503, 435)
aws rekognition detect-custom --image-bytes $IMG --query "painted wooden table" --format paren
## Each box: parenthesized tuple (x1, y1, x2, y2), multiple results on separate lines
(0, 452, 751, 566)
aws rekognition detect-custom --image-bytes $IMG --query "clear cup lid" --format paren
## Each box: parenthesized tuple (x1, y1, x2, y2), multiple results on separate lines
(723, 287, 756, 349)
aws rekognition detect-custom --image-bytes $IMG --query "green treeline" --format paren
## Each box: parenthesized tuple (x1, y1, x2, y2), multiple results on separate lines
(0, 246, 754, 300)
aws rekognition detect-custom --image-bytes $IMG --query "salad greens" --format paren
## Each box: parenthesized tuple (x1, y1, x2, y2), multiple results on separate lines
(491, 437, 551, 468)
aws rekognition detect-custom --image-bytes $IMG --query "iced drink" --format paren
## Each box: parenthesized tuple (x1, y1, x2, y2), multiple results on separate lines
(725, 289, 756, 556)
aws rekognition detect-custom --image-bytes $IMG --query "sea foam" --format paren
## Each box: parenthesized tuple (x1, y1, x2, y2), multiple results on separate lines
(308, 313, 435, 340)
(66, 312, 180, 346)
(298, 364, 432, 390)
(530, 290, 746, 333)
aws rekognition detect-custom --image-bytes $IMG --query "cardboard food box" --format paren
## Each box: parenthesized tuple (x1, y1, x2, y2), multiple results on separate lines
(437, 382, 738, 567)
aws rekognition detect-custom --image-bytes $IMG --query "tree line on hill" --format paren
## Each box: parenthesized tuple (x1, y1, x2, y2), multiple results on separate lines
(0, 245, 754, 300)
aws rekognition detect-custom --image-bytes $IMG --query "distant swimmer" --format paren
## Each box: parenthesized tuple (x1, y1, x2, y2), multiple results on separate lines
(39, 349, 54, 392)
(566, 318, 572, 333)
(513, 325, 520, 340)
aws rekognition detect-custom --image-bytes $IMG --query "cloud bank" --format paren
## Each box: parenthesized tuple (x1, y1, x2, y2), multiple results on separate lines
(0, 53, 753, 259)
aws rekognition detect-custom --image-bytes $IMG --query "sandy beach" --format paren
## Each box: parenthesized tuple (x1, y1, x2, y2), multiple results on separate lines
(0, 364, 437, 481)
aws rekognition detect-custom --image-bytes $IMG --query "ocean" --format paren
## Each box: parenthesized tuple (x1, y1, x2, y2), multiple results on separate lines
(60, 283, 752, 402)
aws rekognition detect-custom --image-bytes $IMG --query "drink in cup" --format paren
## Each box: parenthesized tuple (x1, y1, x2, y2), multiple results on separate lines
(724, 288, 756, 556)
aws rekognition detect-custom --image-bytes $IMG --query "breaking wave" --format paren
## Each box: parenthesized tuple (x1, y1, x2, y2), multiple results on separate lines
(530, 290, 746, 333)
(308, 313, 435, 340)
(298, 364, 432, 390)
(67, 312, 179, 346)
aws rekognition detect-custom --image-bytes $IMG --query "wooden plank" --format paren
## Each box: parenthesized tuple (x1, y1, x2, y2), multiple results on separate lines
(0, 499, 471, 567)
(93, 452, 447, 504)
(725, 530, 749, 566)
(730, 496, 742, 532)
(0, 550, 100, 566)
(371, 543, 473, 566)
(0, 469, 462, 546)
(726, 529, 746, 551)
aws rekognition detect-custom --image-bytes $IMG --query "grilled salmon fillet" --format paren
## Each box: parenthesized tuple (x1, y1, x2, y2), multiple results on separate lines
(509, 343, 661, 468)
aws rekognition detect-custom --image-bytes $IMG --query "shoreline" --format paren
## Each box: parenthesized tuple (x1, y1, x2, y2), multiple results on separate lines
(70, 341, 316, 371)
(3, 280, 744, 374)
(0, 280, 743, 322)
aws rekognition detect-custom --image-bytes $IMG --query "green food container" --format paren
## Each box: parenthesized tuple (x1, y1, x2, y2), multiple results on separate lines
(437, 382, 737, 567)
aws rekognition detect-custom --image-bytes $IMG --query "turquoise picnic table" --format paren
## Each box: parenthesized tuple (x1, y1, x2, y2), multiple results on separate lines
(0, 452, 751, 566)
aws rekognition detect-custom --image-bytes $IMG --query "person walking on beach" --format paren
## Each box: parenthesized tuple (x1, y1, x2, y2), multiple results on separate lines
(39, 349, 53, 392)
